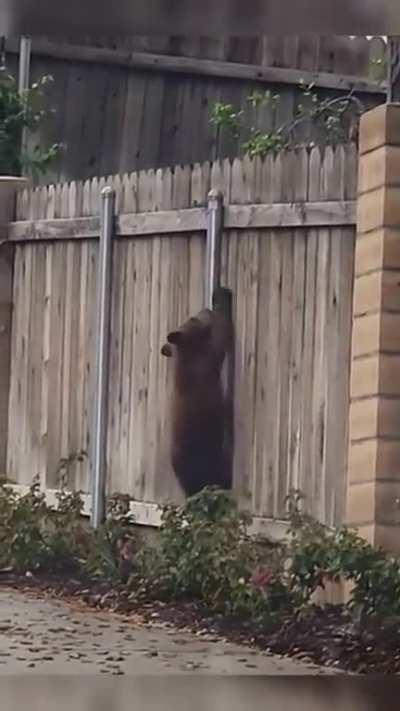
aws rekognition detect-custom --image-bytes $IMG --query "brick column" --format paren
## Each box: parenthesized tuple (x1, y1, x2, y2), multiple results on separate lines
(347, 104, 400, 552)
(0, 177, 26, 475)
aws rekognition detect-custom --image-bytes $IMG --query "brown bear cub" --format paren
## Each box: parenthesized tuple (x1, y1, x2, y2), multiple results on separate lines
(161, 288, 233, 497)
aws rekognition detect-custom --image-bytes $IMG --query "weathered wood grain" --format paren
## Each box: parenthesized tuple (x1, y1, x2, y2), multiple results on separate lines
(6, 37, 385, 94)
(6, 150, 356, 526)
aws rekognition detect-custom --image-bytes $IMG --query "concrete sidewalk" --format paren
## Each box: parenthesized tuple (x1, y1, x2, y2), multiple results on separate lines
(0, 588, 332, 675)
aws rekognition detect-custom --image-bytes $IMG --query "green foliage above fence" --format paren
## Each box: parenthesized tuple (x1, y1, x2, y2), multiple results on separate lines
(0, 69, 62, 178)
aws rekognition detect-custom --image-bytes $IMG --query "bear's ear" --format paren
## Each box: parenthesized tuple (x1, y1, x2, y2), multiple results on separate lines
(161, 343, 173, 357)
(167, 330, 184, 345)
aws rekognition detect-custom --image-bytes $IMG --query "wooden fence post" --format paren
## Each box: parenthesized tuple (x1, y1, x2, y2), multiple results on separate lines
(0, 177, 27, 475)
(347, 103, 400, 553)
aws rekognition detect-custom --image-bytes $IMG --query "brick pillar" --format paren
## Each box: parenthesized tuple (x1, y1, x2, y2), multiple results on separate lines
(347, 104, 400, 552)
(0, 177, 26, 475)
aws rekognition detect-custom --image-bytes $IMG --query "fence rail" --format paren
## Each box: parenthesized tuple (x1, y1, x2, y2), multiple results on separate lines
(8, 201, 356, 242)
(6, 35, 388, 79)
(6, 37, 386, 95)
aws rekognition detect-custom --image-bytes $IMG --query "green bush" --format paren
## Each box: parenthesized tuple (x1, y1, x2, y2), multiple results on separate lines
(84, 493, 138, 583)
(3, 478, 400, 627)
(0, 477, 87, 573)
(0, 69, 62, 177)
(209, 82, 363, 159)
(133, 487, 296, 624)
(284, 491, 400, 620)
(0, 476, 137, 581)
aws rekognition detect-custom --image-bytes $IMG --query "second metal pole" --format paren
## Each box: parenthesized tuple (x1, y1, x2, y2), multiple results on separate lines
(205, 190, 223, 309)
(18, 36, 31, 165)
(18, 36, 31, 95)
(90, 187, 115, 529)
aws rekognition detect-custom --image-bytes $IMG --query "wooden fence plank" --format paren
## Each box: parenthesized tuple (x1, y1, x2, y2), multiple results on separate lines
(76, 239, 89, 489)
(132, 169, 156, 502)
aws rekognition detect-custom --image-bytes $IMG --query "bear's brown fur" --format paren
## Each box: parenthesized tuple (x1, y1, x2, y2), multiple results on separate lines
(161, 289, 233, 496)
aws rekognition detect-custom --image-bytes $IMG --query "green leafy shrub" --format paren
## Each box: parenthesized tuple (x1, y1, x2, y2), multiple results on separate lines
(0, 477, 50, 571)
(210, 82, 363, 159)
(0, 69, 62, 177)
(285, 490, 400, 620)
(3, 476, 400, 627)
(0, 476, 87, 572)
(45, 486, 90, 573)
(84, 493, 139, 583)
(0, 474, 138, 581)
(133, 487, 296, 624)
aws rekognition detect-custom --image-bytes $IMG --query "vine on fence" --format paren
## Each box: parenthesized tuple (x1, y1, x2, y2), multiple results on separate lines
(210, 81, 364, 159)
(0, 68, 63, 178)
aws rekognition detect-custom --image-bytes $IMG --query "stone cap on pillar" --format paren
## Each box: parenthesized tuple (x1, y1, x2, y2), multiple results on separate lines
(0, 176, 29, 189)
(359, 103, 400, 155)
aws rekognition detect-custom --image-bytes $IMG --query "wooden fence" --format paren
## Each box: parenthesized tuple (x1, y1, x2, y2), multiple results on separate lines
(4, 35, 384, 183)
(6, 145, 357, 531)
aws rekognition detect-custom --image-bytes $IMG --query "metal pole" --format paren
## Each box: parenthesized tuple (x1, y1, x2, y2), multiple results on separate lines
(18, 36, 31, 94)
(18, 36, 31, 169)
(0, 37, 6, 69)
(90, 186, 115, 529)
(205, 190, 223, 309)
